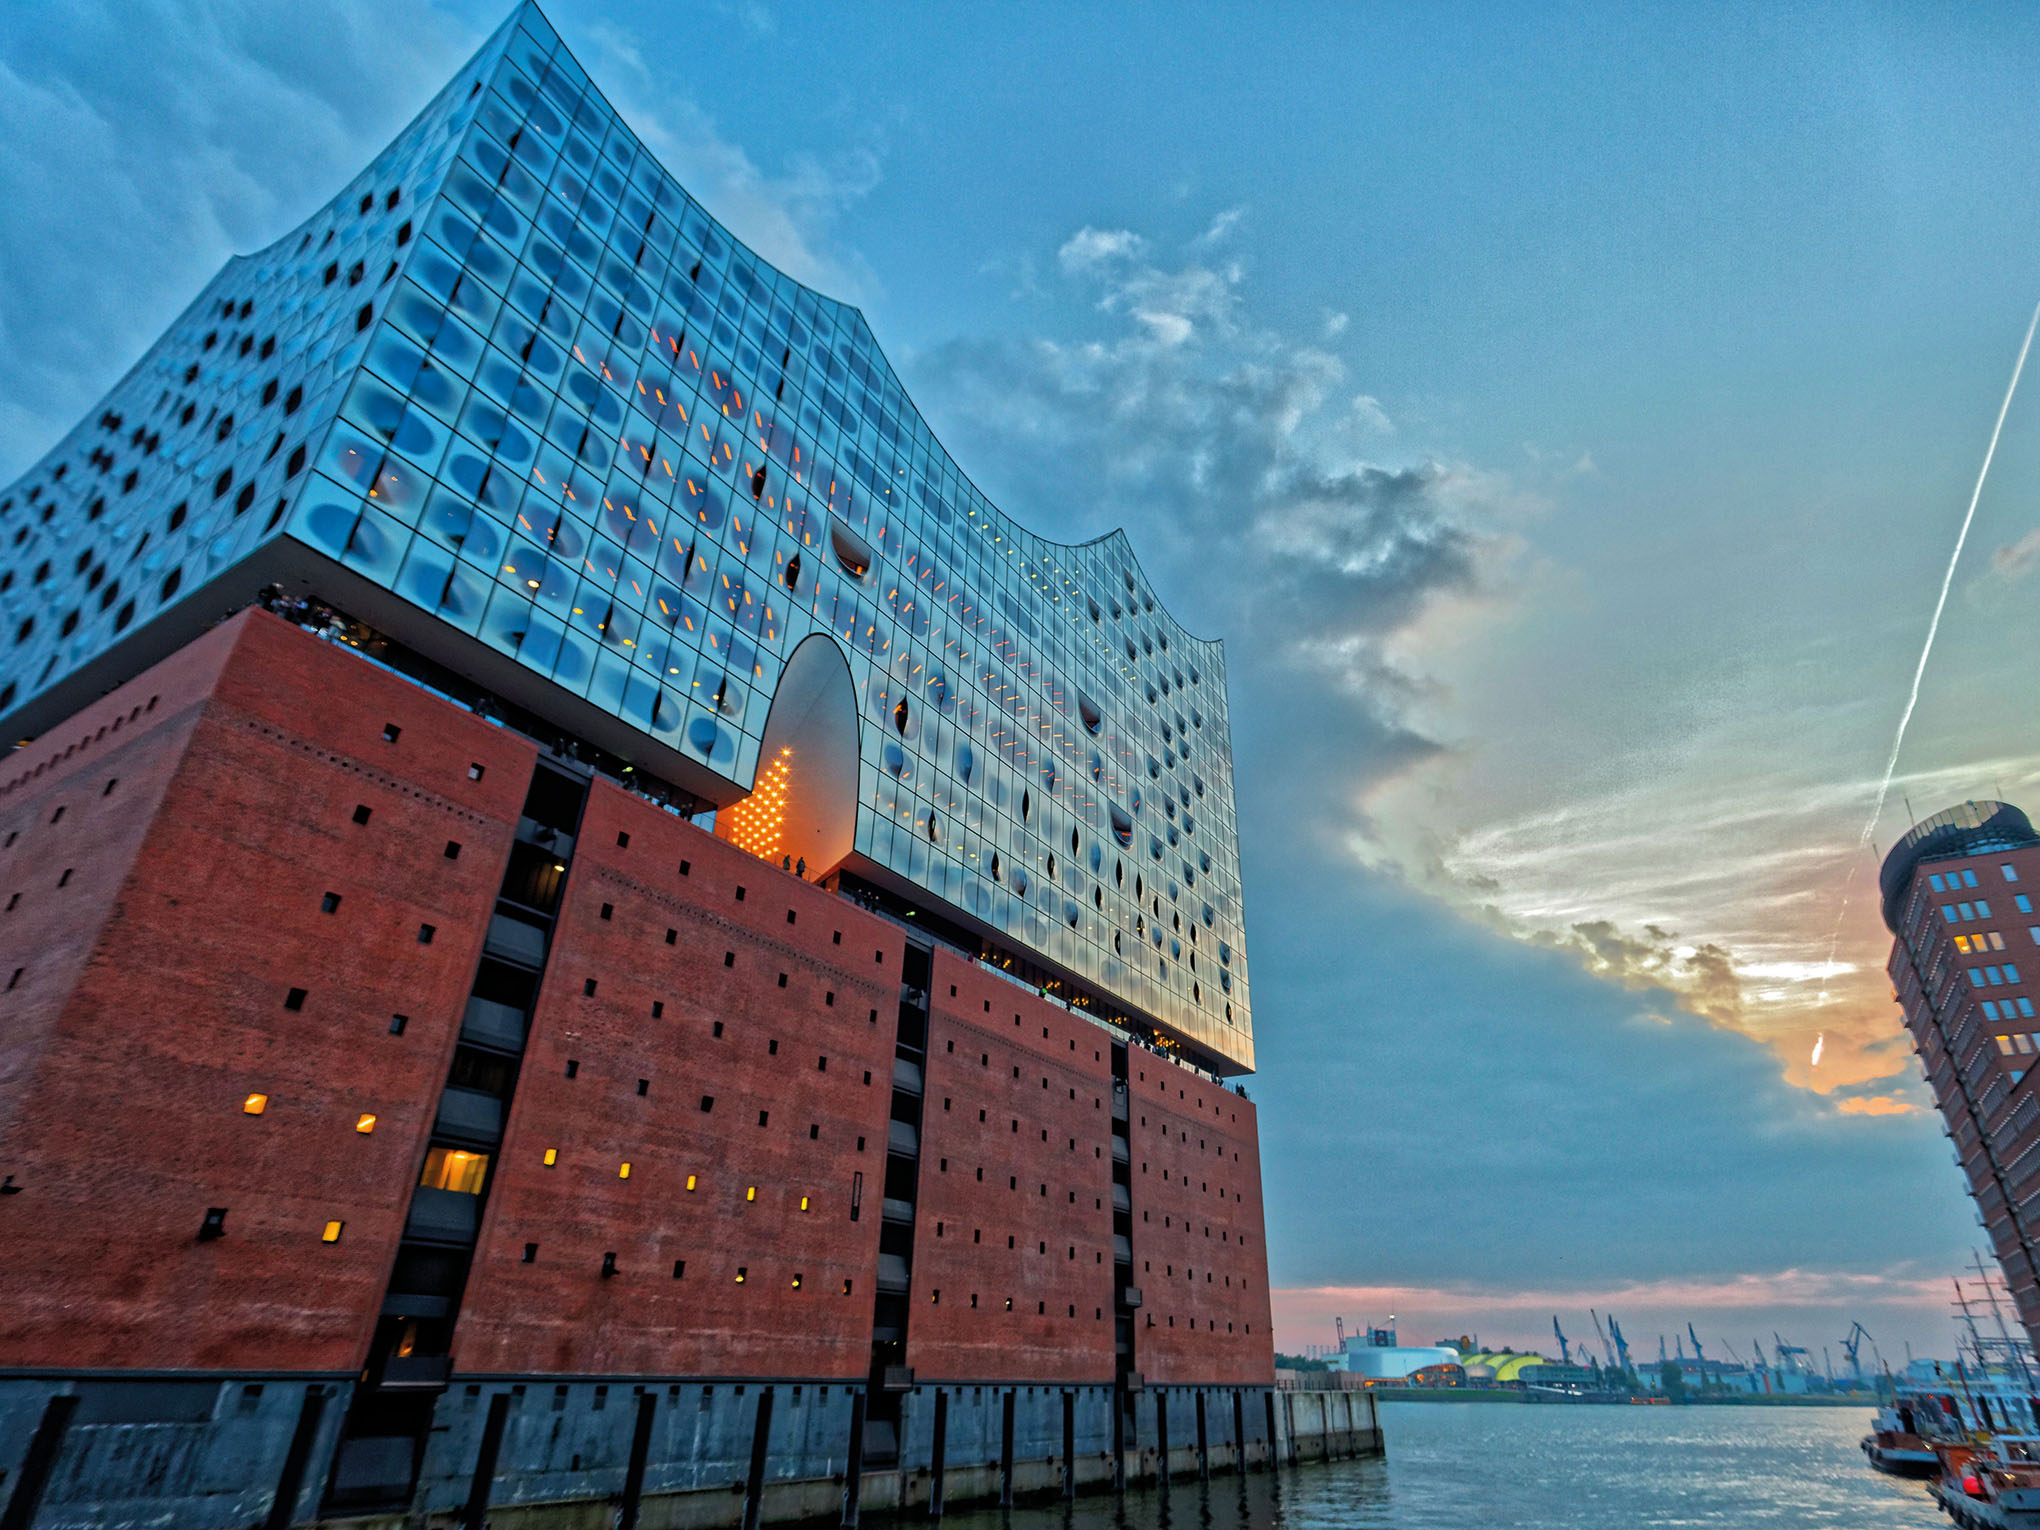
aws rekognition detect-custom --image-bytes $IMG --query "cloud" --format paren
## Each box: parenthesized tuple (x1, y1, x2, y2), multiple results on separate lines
(1990, 527, 2040, 581)
(1323, 310, 1351, 339)
(1057, 227, 1144, 271)
(1838, 1095, 1916, 1117)
(0, 0, 476, 477)
(909, 227, 1527, 861)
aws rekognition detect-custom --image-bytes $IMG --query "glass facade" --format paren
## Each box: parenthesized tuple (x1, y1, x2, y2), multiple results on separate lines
(0, 3, 1253, 1071)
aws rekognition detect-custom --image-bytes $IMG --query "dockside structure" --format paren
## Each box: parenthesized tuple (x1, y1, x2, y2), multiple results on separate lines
(1882, 801, 2040, 1356)
(0, 8, 1278, 1527)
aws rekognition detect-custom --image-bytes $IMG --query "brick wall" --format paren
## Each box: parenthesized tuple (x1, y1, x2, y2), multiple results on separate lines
(0, 610, 533, 1371)
(1123, 1054, 1274, 1385)
(908, 951, 1118, 1384)
(453, 781, 901, 1379)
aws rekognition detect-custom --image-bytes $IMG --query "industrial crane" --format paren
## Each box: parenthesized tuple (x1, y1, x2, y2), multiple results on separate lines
(1589, 1309, 1620, 1368)
(1608, 1315, 1633, 1372)
(1552, 1316, 1571, 1366)
(1840, 1323, 1873, 1384)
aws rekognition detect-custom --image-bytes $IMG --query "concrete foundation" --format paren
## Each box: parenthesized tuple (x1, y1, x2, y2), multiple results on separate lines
(0, 1375, 1379, 1530)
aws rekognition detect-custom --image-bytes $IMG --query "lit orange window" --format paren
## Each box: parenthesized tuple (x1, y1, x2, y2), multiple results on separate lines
(686, 1174, 698, 1192)
(355, 1114, 377, 1134)
(322, 1220, 344, 1243)
(243, 1093, 268, 1115)
(619, 1162, 632, 1179)
(543, 1148, 558, 1167)
(419, 1146, 489, 1194)
(746, 1185, 757, 1202)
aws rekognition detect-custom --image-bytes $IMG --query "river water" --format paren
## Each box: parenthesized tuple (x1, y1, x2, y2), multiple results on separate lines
(941, 1402, 1942, 1530)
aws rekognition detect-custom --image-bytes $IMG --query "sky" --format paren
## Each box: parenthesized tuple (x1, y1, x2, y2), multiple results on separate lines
(8, 0, 2040, 1367)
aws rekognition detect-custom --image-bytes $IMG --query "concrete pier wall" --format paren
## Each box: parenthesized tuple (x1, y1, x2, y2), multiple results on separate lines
(1, 1374, 1379, 1530)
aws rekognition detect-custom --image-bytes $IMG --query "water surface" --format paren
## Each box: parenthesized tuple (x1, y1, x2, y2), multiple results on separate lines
(941, 1402, 1941, 1530)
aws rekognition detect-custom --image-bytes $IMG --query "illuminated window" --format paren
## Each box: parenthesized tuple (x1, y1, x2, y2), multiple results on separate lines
(686, 1174, 698, 1191)
(1957, 935, 1973, 954)
(420, 1146, 489, 1194)
(355, 1114, 376, 1134)
(791, 1273, 803, 1289)
(746, 1185, 757, 1202)
(322, 1220, 344, 1243)
(544, 1148, 558, 1166)
(619, 1162, 632, 1179)
(799, 1196, 810, 1212)
(735, 1266, 748, 1284)
(243, 1093, 268, 1115)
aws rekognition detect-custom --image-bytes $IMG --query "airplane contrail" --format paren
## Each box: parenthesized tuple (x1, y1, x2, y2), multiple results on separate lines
(1815, 298, 2040, 1016)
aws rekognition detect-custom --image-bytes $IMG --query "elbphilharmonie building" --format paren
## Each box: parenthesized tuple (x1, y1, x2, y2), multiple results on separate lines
(0, 8, 1291, 1525)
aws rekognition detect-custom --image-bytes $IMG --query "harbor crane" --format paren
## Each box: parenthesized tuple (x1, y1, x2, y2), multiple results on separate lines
(1608, 1315, 1633, 1372)
(1774, 1334, 1814, 1375)
(1589, 1309, 1619, 1369)
(1552, 1316, 1571, 1366)
(1841, 1323, 1873, 1383)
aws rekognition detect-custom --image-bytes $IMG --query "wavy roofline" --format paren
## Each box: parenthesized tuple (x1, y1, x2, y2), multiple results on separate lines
(496, 1, 1230, 655)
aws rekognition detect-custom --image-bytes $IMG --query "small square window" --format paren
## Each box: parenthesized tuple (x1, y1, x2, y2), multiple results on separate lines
(768, 1039, 779, 1055)
(832, 931, 841, 945)
(652, 1000, 665, 1018)
(322, 1221, 344, 1243)
(758, 1110, 770, 1126)
(665, 928, 677, 944)
(735, 886, 747, 902)
(616, 831, 630, 848)
(468, 763, 485, 781)
(244, 1092, 268, 1115)
(600, 903, 614, 921)
(810, 1124, 820, 1139)
(283, 987, 307, 1011)
(736, 1267, 748, 1284)
(418, 924, 435, 944)
(713, 1021, 725, 1037)
(444, 841, 461, 860)
(584, 978, 598, 995)
(723, 950, 736, 967)
(701, 1094, 715, 1112)
(679, 859, 691, 876)
(523, 1243, 538, 1263)
(389, 1014, 407, 1035)
(638, 1078, 650, 1096)
(673, 1260, 686, 1278)
(544, 1148, 558, 1166)
(777, 973, 788, 988)
(566, 1059, 580, 1078)
(352, 804, 371, 825)
(825, 991, 835, 1007)
(355, 1114, 376, 1133)
(381, 723, 401, 742)
(320, 891, 341, 913)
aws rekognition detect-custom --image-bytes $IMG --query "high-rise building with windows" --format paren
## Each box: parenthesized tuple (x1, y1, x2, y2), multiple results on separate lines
(0, 7, 1280, 1526)
(1882, 800, 2040, 1350)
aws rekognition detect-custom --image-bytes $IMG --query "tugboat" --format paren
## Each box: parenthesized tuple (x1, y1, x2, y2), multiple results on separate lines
(1929, 1436, 2040, 1528)
(1865, 1399, 1943, 1477)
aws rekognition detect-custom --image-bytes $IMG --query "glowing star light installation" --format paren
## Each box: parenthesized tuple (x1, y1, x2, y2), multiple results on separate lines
(727, 747, 793, 864)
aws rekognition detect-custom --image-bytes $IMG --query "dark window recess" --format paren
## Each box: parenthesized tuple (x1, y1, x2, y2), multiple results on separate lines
(381, 723, 401, 742)
(637, 1079, 649, 1096)
(758, 1110, 770, 1127)
(786, 909, 796, 924)
(389, 1014, 408, 1035)
(777, 973, 788, 988)
(679, 860, 691, 876)
(449, 1046, 514, 1097)
(523, 1243, 538, 1263)
(712, 1021, 724, 1038)
(723, 951, 735, 967)
(198, 1207, 228, 1242)
(616, 831, 630, 848)
(673, 1260, 686, 1279)
(825, 992, 835, 1006)
(700, 1095, 715, 1113)
(352, 804, 372, 825)
(583, 978, 597, 995)
(444, 840, 462, 859)
(565, 1059, 580, 1078)
(418, 924, 436, 944)
(600, 903, 614, 920)
(321, 892, 341, 913)
(283, 987, 307, 1011)
(651, 1001, 664, 1018)
(735, 886, 747, 902)
(501, 839, 568, 913)
(665, 929, 677, 944)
